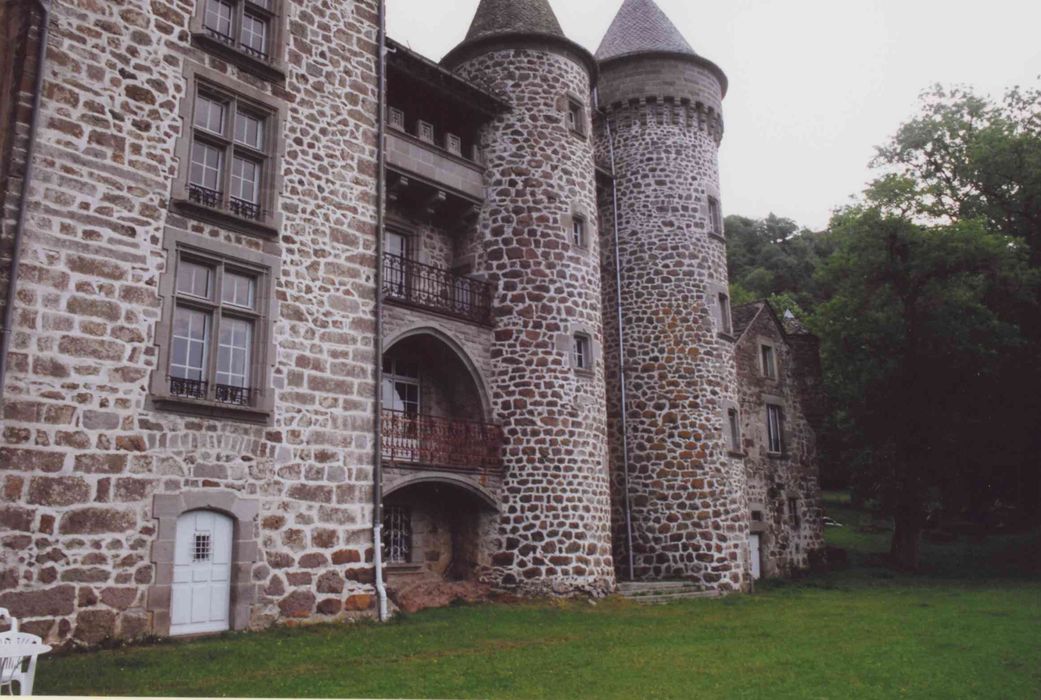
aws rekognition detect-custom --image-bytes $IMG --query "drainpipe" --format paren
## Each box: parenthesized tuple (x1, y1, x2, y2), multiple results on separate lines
(0, 0, 51, 401)
(371, 0, 388, 622)
(594, 88, 635, 583)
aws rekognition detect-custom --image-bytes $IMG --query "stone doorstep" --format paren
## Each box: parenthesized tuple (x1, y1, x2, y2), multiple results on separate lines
(624, 590, 724, 604)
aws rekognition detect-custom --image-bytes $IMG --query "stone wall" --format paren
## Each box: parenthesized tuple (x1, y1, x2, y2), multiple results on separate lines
(453, 47, 615, 596)
(735, 304, 825, 576)
(595, 58, 748, 590)
(0, 0, 380, 646)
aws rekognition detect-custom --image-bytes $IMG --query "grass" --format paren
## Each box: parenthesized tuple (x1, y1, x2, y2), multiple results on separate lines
(39, 492, 1041, 699)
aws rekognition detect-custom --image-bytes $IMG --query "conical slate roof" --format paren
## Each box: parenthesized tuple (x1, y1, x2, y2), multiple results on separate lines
(596, 0, 697, 62)
(462, 0, 565, 44)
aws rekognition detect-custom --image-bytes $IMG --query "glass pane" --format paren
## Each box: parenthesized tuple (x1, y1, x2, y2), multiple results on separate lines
(216, 317, 253, 388)
(232, 157, 260, 203)
(241, 13, 268, 55)
(176, 260, 213, 298)
(194, 94, 227, 135)
(235, 111, 265, 150)
(170, 307, 210, 380)
(204, 0, 233, 36)
(222, 271, 257, 309)
(190, 142, 223, 191)
(386, 232, 408, 259)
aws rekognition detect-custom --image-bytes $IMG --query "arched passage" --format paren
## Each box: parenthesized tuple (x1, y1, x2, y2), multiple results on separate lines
(381, 476, 498, 587)
(381, 329, 500, 473)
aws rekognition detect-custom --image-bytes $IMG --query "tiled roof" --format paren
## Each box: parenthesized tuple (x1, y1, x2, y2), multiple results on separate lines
(463, 0, 565, 44)
(596, 0, 696, 62)
(731, 302, 764, 339)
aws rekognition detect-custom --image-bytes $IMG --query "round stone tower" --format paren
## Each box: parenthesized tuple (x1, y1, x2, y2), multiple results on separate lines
(595, 0, 748, 590)
(442, 0, 615, 595)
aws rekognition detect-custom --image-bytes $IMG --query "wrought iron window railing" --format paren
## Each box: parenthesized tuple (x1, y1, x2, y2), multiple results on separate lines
(381, 409, 502, 473)
(204, 27, 236, 47)
(382, 253, 493, 325)
(188, 185, 266, 222)
(169, 377, 255, 407)
(188, 184, 223, 209)
(230, 197, 264, 221)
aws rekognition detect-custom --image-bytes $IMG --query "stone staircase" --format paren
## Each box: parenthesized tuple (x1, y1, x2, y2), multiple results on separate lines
(617, 580, 723, 604)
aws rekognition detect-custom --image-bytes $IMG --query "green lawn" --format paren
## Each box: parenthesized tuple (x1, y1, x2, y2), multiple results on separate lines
(40, 492, 1041, 699)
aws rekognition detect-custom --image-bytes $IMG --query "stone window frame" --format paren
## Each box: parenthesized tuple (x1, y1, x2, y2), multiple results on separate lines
(562, 203, 594, 255)
(707, 282, 734, 340)
(171, 64, 287, 239)
(764, 396, 786, 457)
(558, 324, 600, 377)
(148, 490, 259, 637)
(723, 399, 743, 456)
(149, 228, 280, 423)
(560, 92, 589, 139)
(707, 195, 724, 239)
(189, 0, 289, 82)
(759, 338, 780, 381)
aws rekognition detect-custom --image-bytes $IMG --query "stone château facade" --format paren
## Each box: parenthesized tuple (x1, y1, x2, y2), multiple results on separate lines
(0, 0, 823, 645)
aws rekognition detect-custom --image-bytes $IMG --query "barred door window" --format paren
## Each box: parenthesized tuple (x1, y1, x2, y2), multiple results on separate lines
(382, 506, 412, 564)
(168, 251, 264, 407)
(202, 0, 277, 60)
(188, 85, 272, 221)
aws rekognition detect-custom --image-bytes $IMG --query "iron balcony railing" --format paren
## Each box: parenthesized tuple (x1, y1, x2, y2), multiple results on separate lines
(382, 253, 493, 325)
(169, 376, 255, 407)
(381, 409, 502, 474)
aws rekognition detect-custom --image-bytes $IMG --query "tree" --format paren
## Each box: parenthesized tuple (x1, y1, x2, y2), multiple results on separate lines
(870, 83, 1041, 521)
(814, 207, 1034, 569)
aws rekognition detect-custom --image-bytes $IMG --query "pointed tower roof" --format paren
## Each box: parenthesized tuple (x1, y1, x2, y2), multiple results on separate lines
(596, 0, 697, 62)
(463, 0, 565, 44)
(442, 0, 596, 76)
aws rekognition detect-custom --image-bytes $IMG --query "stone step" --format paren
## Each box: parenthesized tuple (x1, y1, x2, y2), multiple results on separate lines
(623, 590, 722, 604)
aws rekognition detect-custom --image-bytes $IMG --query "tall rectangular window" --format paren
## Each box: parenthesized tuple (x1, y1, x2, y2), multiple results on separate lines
(201, 0, 277, 61)
(727, 408, 741, 452)
(761, 344, 777, 379)
(573, 334, 592, 371)
(708, 196, 723, 235)
(718, 293, 732, 335)
(167, 252, 264, 407)
(788, 497, 801, 528)
(572, 215, 586, 248)
(187, 85, 273, 222)
(767, 404, 784, 454)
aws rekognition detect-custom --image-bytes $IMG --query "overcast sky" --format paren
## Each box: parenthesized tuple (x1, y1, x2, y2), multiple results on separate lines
(388, 0, 1041, 230)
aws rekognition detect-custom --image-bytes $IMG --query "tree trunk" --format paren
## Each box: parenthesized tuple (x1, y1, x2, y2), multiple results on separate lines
(890, 512, 923, 571)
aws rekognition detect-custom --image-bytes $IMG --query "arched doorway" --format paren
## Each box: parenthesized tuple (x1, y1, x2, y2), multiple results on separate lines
(171, 510, 233, 636)
(382, 478, 498, 587)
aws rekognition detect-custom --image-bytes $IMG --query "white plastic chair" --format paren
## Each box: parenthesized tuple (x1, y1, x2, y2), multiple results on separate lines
(0, 610, 16, 633)
(0, 632, 50, 696)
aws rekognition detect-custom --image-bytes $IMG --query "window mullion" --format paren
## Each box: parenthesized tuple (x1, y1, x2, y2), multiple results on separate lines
(208, 265, 226, 397)
(223, 99, 238, 210)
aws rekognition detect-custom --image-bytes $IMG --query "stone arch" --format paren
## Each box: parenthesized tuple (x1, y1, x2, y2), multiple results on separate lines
(383, 325, 493, 421)
(384, 473, 498, 511)
(148, 491, 259, 636)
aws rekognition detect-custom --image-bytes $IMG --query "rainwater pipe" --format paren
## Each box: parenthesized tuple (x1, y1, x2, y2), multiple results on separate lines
(0, 0, 51, 401)
(593, 87, 635, 582)
(371, 0, 389, 622)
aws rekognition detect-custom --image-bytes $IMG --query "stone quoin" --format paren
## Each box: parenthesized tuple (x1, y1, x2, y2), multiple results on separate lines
(0, 0, 824, 646)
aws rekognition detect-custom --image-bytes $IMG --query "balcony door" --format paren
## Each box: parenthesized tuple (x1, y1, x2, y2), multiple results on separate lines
(382, 356, 421, 463)
(384, 231, 411, 299)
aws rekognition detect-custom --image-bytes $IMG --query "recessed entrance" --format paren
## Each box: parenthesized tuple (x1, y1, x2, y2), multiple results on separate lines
(171, 510, 233, 636)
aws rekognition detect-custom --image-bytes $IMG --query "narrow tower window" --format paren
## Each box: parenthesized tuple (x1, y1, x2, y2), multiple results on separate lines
(761, 344, 777, 379)
(573, 334, 592, 371)
(572, 215, 587, 248)
(708, 196, 723, 236)
(718, 293, 732, 335)
(727, 408, 741, 452)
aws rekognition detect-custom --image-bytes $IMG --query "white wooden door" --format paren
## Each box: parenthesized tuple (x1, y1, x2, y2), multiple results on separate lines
(171, 511, 232, 636)
(749, 533, 762, 580)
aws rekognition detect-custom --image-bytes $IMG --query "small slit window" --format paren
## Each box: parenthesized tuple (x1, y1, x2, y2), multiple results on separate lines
(708, 196, 723, 236)
(572, 215, 587, 248)
(566, 97, 586, 136)
(727, 407, 741, 452)
(718, 293, 732, 335)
